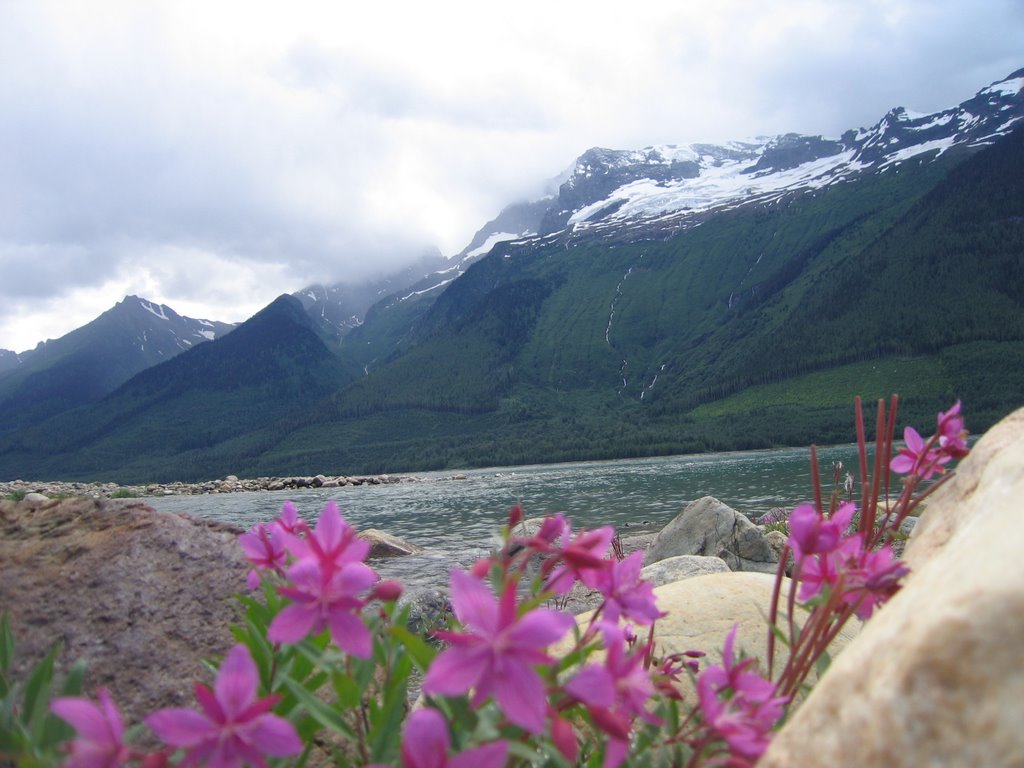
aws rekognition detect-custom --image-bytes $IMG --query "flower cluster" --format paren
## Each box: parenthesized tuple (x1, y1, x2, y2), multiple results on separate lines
(37, 398, 966, 768)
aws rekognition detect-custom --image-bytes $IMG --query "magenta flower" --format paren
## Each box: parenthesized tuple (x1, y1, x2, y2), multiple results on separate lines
(390, 708, 507, 768)
(513, 513, 568, 552)
(696, 626, 787, 763)
(268, 556, 377, 657)
(284, 501, 369, 572)
(937, 400, 969, 458)
(239, 523, 287, 589)
(890, 426, 950, 479)
(274, 500, 301, 535)
(787, 502, 855, 559)
(797, 534, 861, 602)
(841, 543, 910, 620)
(146, 645, 301, 768)
(797, 535, 909, 618)
(591, 551, 664, 626)
(542, 524, 615, 595)
(565, 623, 659, 768)
(51, 688, 130, 768)
(422, 569, 574, 733)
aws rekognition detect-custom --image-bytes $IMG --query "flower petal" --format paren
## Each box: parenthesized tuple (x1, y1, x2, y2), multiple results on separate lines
(268, 603, 321, 644)
(315, 502, 345, 553)
(507, 607, 573, 649)
(449, 570, 498, 635)
(494, 662, 547, 733)
(146, 708, 215, 748)
(564, 664, 615, 708)
(400, 709, 449, 768)
(50, 698, 111, 743)
(450, 741, 509, 768)
(214, 646, 258, 720)
(244, 713, 303, 757)
(421, 646, 488, 697)
(327, 608, 373, 659)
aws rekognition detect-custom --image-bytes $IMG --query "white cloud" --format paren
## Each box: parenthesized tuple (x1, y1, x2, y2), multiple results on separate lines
(0, 0, 1021, 351)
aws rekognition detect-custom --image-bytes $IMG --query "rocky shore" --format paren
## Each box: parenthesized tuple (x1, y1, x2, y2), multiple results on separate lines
(2, 405, 1021, 766)
(0, 471, 443, 500)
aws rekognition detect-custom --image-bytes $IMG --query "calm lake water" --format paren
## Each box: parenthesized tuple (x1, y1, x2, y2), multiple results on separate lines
(148, 445, 861, 588)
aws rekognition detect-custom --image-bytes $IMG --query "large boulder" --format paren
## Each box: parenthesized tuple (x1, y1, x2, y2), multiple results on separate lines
(565, 571, 857, 693)
(0, 498, 248, 726)
(760, 406, 1024, 767)
(646, 496, 779, 573)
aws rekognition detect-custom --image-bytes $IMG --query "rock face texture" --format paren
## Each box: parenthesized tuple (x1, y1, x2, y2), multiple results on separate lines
(0, 497, 248, 726)
(760, 406, 1024, 768)
(646, 496, 779, 573)
(639, 554, 730, 587)
(647, 572, 857, 673)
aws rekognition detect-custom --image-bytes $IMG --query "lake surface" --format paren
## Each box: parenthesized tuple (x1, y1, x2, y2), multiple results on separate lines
(148, 445, 860, 588)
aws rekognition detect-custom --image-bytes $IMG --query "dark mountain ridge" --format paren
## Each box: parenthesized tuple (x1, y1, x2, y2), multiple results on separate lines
(2, 69, 1022, 482)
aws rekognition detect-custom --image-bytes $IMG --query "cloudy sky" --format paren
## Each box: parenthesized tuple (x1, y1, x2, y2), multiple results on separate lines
(1, 0, 1021, 352)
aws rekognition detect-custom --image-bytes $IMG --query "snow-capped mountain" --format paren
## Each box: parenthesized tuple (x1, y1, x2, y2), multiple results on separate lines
(0, 295, 235, 428)
(469, 68, 1024, 245)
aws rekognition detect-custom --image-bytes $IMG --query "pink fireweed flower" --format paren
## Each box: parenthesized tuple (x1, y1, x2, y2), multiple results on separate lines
(273, 500, 301, 535)
(422, 569, 574, 733)
(239, 523, 287, 589)
(787, 502, 855, 560)
(283, 501, 370, 573)
(591, 551, 665, 626)
(890, 426, 950, 479)
(268, 555, 377, 657)
(146, 645, 301, 768)
(697, 626, 787, 764)
(797, 534, 862, 602)
(51, 688, 130, 768)
(542, 523, 615, 595)
(565, 623, 659, 768)
(937, 400, 969, 458)
(797, 535, 909, 619)
(391, 708, 508, 768)
(837, 542, 910, 620)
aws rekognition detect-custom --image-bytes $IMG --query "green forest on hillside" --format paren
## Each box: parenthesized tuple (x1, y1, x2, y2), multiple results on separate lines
(1, 129, 1022, 483)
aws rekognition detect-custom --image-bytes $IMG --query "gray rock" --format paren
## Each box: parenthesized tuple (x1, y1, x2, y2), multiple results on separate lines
(647, 496, 779, 573)
(640, 554, 730, 587)
(396, 587, 451, 639)
(22, 492, 49, 504)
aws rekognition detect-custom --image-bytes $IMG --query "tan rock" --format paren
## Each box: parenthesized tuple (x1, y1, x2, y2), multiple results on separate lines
(760, 406, 1024, 768)
(0, 498, 247, 727)
(358, 528, 425, 558)
(566, 572, 857, 689)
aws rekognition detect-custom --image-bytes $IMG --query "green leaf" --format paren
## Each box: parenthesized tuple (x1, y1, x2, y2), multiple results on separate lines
(281, 676, 355, 740)
(366, 680, 407, 763)
(814, 649, 833, 677)
(0, 613, 14, 674)
(389, 626, 436, 671)
(22, 645, 59, 740)
(332, 672, 362, 711)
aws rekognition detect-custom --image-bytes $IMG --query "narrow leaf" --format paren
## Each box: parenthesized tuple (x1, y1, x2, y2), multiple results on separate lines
(281, 677, 356, 739)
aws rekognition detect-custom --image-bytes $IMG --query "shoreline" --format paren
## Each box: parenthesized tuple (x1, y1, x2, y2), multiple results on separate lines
(0, 471, 448, 500)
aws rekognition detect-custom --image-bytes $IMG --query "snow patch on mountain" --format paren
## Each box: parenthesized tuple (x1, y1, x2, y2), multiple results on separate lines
(466, 232, 520, 259)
